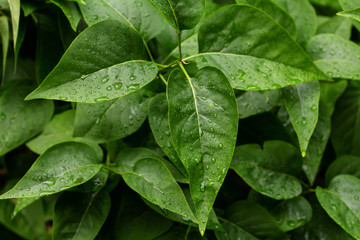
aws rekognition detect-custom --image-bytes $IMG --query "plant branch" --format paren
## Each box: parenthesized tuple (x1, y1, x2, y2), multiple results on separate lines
(159, 73, 167, 86)
(177, 31, 182, 61)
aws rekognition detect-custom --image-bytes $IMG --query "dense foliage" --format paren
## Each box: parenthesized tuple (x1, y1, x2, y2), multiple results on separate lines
(1, 0, 360, 239)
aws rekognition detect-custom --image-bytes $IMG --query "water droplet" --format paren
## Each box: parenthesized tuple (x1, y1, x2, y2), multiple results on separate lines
(216, 175, 222, 181)
(59, 96, 68, 101)
(218, 143, 223, 149)
(211, 157, 216, 163)
(210, 127, 214, 133)
(94, 96, 110, 103)
(301, 151, 306, 157)
(95, 118, 101, 125)
(0, 112, 6, 120)
(311, 105, 317, 111)
(195, 158, 201, 164)
(355, 196, 359, 200)
(80, 74, 87, 80)
(301, 118, 307, 126)
(214, 113, 218, 118)
(101, 76, 109, 83)
(106, 86, 112, 91)
(130, 74, 137, 81)
(200, 182, 205, 192)
(113, 82, 123, 90)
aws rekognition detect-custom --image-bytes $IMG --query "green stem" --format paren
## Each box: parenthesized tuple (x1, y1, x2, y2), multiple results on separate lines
(179, 62, 191, 80)
(159, 73, 167, 86)
(177, 31, 182, 61)
(143, 39, 155, 62)
(184, 225, 191, 240)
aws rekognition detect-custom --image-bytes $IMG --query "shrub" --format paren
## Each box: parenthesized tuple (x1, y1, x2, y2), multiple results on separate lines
(1, 0, 360, 239)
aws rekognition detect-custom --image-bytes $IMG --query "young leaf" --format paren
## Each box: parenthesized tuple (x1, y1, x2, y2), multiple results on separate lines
(53, 190, 111, 240)
(282, 81, 320, 156)
(79, 0, 166, 41)
(320, 80, 348, 115)
(225, 200, 290, 240)
(118, 157, 197, 223)
(302, 103, 331, 185)
(270, 196, 312, 232)
(235, 0, 297, 37)
(0, 16, 9, 81)
(167, 65, 238, 233)
(325, 155, 360, 185)
(231, 141, 302, 199)
(196, 5, 327, 91)
(0, 141, 103, 199)
(51, 0, 82, 31)
(237, 90, 281, 119)
(148, 93, 188, 176)
(148, 0, 205, 31)
(307, 34, 360, 80)
(25, 20, 157, 103)
(332, 82, 360, 157)
(317, 16, 352, 40)
(316, 174, 360, 239)
(26, 109, 75, 154)
(338, 7, 360, 22)
(272, 0, 317, 46)
(215, 220, 258, 240)
(0, 82, 54, 156)
(74, 92, 149, 142)
(339, 0, 360, 30)
(8, 0, 20, 50)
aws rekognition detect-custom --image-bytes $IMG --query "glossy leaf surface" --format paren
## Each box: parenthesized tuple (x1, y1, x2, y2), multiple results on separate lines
(325, 155, 360, 185)
(0, 16, 8, 80)
(74, 92, 149, 142)
(168, 66, 238, 233)
(53, 190, 111, 240)
(339, 0, 360, 30)
(317, 16, 352, 39)
(316, 174, 360, 239)
(338, 7, 360, 22)
(231, 141, 302, 199)
(307, 34, 360, 80)
(8, 0, 20, 49)
(0, 142, 103, 199)
(51, 0, 81, 31)
(0, 82, 54, 156)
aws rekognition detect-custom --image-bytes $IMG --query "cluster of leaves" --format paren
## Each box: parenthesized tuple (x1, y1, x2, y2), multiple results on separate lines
(1, 0, 360, 239)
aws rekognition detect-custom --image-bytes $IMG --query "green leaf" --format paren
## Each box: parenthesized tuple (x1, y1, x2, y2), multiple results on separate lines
(316, 174, 360, 239)
(196, 5, 327, 91)
(26, 109, 75, 154)
(79, 0, 166, 41)
(317, 16, 352, 40)
(167, 65, 238, 233)
(302, 103, 331, 185)
(0, 82, 54, 156)
(231, 140, 302, 200)
(320, 80, 348, 115)
(272, 0, 317, 46)
(51, 0, 81, 31)
(25, 19, 157, 103)
(282, 81, 320, 156)
(149, 0, 205, 31)
(339, 0, 360, 30)
(225, 200, 290, 240)
(235, 0, 297, 37)
(0, 16, 9, 81)
(237, 90, 281, 119)
(0, 141, 103, 199)
(307, 34, 360, 80)
(332, 81, 360, 157)
(116, 209, 173, 240)
(215, 221, 258, 240)
(12, 197, 40, 218)
(20, 0, 43, 16)
(8, 0, 20, 50)
(53, 190, 111, 240)
(310, 0, 342, 10)
(270, 196, 312, 232)
(325, 155, 360, 186)
(338, 7, 360, 22)
(119, 157, 197, 223)
(291, 194, 354, 240)
(74, 92, 149, 143)
(148, 93, 187, 176)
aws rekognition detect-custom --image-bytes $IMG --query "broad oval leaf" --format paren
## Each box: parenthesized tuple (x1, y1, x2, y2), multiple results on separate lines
(331, 81, 360, 156)
(79, 0, 165, 41)
(149, 0, 205, 31)
(339, 0, 360, 30)
(270, 196, 312, 232)
(0, 141, 103, 199)
(53, 190, 111, 240)
(317, 16, 352, 40)
(196, 5, 327, 91)
(25, 20, 157, 103)
(231, 140, 302, 199)
(168, 65, 238, 233)
(74, 92, 149, 143)
(325, 155, 360, 185)
(225, 200, 290, 240)
(272, 0, 317, 46)
(282, 81, 320, 156)
(0, 81, 54, 156)
(307, 34, 360, 80)
(148, 93, 187, 176)
(235, 0, 297, 37)
(316, 174, 360, 239)
(120, 157, 197, 223)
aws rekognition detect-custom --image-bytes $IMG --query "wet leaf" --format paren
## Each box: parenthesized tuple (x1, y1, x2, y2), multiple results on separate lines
(51, 0, 82, 31)
(325, 155, 360, 185)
